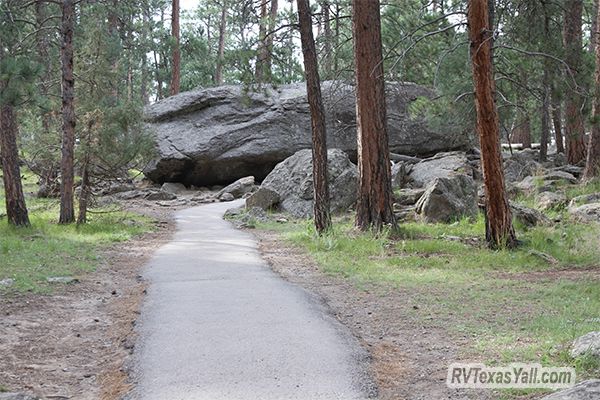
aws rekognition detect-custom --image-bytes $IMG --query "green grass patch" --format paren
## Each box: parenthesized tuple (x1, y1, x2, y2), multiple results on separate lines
(256, 212, 600, 384)
(0, 172, 152, 293)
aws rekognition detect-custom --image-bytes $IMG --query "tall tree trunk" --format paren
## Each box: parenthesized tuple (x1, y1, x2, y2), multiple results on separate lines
(255, 0, 269, 84)
(264, 0, 278, 80)
(352, 0, 396, 231)
(468, 0, 517, 249)
(584, 1, 600, 180)
(215, 2, 227, 85)
(36, 0, 52, 135)
(0, 75, 30, 227)
(321, 0, 332, 79)
(564, 0, 587, 164)
(540, 71, 551, 162)
(59, 0, 76, 224)
(297, 0, 331, 234)
(591, 0, 599, 53)
(552, 93, 565, 153)
(153, 50, 163, 100)
(170, 0, 180, 95)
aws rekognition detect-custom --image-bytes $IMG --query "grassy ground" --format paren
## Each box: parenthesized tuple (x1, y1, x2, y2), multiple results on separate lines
(254, 182, 600, 397)
(0, 170, 152, 293)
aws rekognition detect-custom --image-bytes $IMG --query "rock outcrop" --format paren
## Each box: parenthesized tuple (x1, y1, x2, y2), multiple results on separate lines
(415, 175, 478, 223)
(249, 149, 357, 217)
(143, 81, 470, 186)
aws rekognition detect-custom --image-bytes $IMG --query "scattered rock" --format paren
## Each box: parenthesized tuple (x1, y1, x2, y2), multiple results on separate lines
(390, 154, 422, 164)
(115, 190, 146, 200)
(510, 202, 551, 227)
(156, 199, 189, 207)
(552, 164, 584, 178)
(535, 192, 567, 210)
(541, 170, 578, 184)
(217, 176, 256, 199)
(540, 379, 600, 400)
(46, 276, 78, 284)
(259, 149, 358, 218)
(245, 188, 280, 211)
(504, 151, 541, 183)
(0, 394, 40, 400)
(570, 331, 600, 358)
(100, 182, 136, 196)
(145, 190, 177, 201)
(568, 203, 600, 223)
(218, 192, 235, 202)
(409, 151, 472, 188)
(143, 81, 470, 186)
(0, 278, 15, 287)
(391, 162, 412, 189)
(394, 188, 426, 206)
(415, 175, 478, 223)
(569, 193, 600, 208)
(161, 182, 187, 195)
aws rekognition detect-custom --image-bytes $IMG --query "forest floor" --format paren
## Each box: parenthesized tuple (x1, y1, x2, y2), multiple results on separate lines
(0, 196, 181, 400)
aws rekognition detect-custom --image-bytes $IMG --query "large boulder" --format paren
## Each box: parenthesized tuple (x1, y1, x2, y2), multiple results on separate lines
(409, 151, 472, 188)
(143, 81, 470, 186)
(217, 176, 256, 199)
(252, 149, 357, 217)
(570, 331, 600, 358)
(504, 151, 541, 183)
(415, 175, 478, 223)
(541, 380, 600, 400)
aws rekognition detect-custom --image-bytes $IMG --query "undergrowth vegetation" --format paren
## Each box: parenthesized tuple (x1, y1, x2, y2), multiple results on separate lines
(0, 170, 152, 293)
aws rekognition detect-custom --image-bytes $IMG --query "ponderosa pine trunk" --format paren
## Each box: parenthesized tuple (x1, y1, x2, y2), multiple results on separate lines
(264, 0, 278, 80)
(352, 0, 396, 231)
(297, 0, 331, 234)
(215, 2, 227, 85)
(321, 0, 332, 79)
(0, 86, 30, 227)
(563, 0, 587, 164)
(255, 0, 268, 84)
(59, 0, 76, 224)
(552, 93, 565, 153)
(170, 0, 180, 95)
(468, 0, 517, 249)
(584, 1, 600, 180)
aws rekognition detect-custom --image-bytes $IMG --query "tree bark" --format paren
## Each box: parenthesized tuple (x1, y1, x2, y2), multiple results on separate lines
(215, 2, 227, 85)
(468, 0, 517, 249)
(297, 0, 331, 234)
(0, 83, 30, 227)
(321, 0, 332, 79)
(352, 0, 396, 231)
(563, 0, 587, 164)
(255, 0, 269, 84)
(264, 0, 278, 80)
(584, 1, 600, 180)
(170, 0, 181, 95)
(540, 72, 551, 162)
(552, 93, 565, 153)
(59, 0, 76, 224)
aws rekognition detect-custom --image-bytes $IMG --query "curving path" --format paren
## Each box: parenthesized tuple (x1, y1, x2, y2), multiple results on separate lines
(132, 200, 375, 400)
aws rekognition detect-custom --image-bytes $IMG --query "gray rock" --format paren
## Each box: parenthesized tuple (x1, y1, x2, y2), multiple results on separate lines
(161, 182, 187, 194)
(541, 380, 600, 400)
(115, 190, 146, 200)
(100, 182, 136, 196)
(391, 162, 411, 189)
(246, 188, 280, 211)
(143, 81, 470, 186)
(260, 149, 357, 218)
(394, 188, 426, 206)
(409, 151, 472, 188)
(568, 203, 600, 223)
(570, 331, 600, 358)
(415, 175, 478, 223)
(217, 176, 255, 199)
(219, 192, 235, 202)
(510, 202, 551, 227)
(504, 151, 541, 183)
(0, 394, 40, 400)
(569, 193, 600, 208)
(536, 192, 567, 210)
(552, 164, 584, 178)
(46, 276, 78, 284)
(0, 278, 14, 287)
(145, 190, 177, 201)
(541, 170, 578, 184)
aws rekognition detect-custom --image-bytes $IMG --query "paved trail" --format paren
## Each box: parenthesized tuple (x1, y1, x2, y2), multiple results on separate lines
(132, 201, 375, 400)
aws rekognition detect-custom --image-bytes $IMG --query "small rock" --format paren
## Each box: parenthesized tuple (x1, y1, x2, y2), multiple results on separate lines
(541, 379, 600, 400)
(569, 192, 600, 208)
(395, 188, 426, 206)
(219, 192, 235, 202)
(0, 394, 40, 400)
(510, 202, 551, 227)
(571, 331, 600, 358)
(46, 276, 78, 284)
(391, 162, 412, 189)
(541, 170, 578, 184)
(145, 190, 177, 201)
(535, 192, 567, 210)
(568, 203, 600, 223)
(0, 278, 14, 287)
(246, 188, 280, 211)
(217, 176, 256, 199)
(161, 182, 187, 194)
(415, 175, 478, 223)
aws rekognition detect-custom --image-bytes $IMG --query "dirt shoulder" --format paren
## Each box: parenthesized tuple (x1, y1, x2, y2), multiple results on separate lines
(253, 229, 494, 400)
(0, 205, 175, 400)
